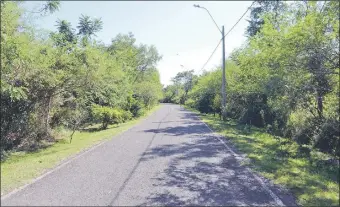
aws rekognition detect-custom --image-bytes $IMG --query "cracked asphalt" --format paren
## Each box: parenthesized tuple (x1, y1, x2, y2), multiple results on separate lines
(1, 104, 296, 206)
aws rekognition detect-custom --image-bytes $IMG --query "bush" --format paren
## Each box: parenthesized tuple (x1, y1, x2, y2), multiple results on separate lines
(128, 98, 145, 118)
(185, 98, 196, 109)
(111, 109, 123, 125)
(91, 105, 124, 129)
(196, 92, 214, 114)
(227, 92, 271, 127)
(50, 106, 88, 129)
(286, 107, 340, 157)
(134, 107, 145, 118)
(119, 109, 132, 123)
(0, 95, 31, 153)
(313, 119, 340, 157)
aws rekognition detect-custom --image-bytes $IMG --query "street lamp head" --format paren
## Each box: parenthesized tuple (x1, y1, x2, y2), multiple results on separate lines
(192, 4, 222, 34)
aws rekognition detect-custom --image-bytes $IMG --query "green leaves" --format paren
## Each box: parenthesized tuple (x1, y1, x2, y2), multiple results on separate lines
(1, 2, 163, 153)
(0, 82, 28, 102)
(246, 0, 286, 37)
(42, 0, 60, 14)
(52, 20, 77, 46)
(77, 14, 103, 38)
(91, 104, 123, 129)
(165, 0, 339, 158)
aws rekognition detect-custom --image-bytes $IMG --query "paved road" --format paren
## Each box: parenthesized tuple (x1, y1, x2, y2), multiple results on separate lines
(1, 104, 295, 206)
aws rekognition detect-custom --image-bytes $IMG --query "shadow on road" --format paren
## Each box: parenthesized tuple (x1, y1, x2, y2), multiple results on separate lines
(144, 110, 208, 136)
(138, 110, 294, 206)
(108, 108, 296, 206)
(139, 133, 279, 206)
(143, 124, 207, 137)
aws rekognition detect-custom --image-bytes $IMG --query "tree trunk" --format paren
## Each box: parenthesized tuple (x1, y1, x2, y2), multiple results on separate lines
(316, 90, 323, 118)
(45, 95, 52, 134)
(69, 123, 77, 144)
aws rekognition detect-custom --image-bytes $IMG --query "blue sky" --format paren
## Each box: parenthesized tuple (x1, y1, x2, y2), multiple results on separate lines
(23, 1, 252, 86)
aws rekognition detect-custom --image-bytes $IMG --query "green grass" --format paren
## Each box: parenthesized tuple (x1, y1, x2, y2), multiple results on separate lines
(186, 107, 339, 206)
(1, 105, 161, 196)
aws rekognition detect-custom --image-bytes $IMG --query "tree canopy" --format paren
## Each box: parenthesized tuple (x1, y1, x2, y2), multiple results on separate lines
(166, 1, 339, 158)
(1, 1, 163, 155)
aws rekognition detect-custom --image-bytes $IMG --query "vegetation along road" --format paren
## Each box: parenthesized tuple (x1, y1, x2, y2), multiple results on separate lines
(1, 1, 338, 206)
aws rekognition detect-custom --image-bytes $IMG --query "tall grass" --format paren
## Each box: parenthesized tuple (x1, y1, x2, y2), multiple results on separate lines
(191, 108, 339, 206)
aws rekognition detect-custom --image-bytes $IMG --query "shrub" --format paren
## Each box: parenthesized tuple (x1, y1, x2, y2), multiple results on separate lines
(120, 110, 133, 122)
(185, 98, 196, 109)
(128, 99, 145, 118)
(313, 119, 340, 157)
(91, 104, 124, 129)
(111, 109, 123, 125)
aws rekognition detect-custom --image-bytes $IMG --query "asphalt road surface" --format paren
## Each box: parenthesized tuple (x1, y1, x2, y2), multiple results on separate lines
(1, 104, 296, 206)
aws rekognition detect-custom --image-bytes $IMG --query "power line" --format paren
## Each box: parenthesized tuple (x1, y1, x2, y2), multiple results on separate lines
(198, 38, 222, 73)
(224, 1, 255, 39)
(198, 1, 255, 73)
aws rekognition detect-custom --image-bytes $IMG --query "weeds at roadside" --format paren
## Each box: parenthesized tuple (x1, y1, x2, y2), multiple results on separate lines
(195, 112, 339, 206)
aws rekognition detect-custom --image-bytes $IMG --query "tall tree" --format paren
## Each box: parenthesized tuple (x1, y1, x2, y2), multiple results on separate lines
(172, 70, 196, 98)
(246, 0, 285, 37)
(77, 14, 103, 38)
(50, 19, 77, 47)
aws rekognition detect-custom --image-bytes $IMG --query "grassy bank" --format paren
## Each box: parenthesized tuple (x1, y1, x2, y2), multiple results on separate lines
(186, 107, 339, 206)
(1, 105, 161, 196)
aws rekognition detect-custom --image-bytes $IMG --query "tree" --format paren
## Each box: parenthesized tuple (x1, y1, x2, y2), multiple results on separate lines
(77, 14, 103, 37)
(107, 33, 162, 83)
(0, 2, 164, 156)
(50, 19, 77, 47)
(162, 85, 180, 103)
(172, 70, 196, 96)
(26, 1, 61, 15)
(246, 0, 285, 37)
(42, 0, 60, 14)
(166, 0, 339, 157)
(187, 69, 222, 114)
(76, 14, 103, 46)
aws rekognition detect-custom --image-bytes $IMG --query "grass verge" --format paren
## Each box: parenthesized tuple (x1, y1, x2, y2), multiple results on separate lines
(185, 106, 339, 206)
(1, 105, 161, 196)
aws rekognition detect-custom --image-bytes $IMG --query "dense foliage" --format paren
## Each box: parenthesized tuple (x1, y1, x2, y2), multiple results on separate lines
(1, 2, 163, 156)
(166, 1, 339, 158)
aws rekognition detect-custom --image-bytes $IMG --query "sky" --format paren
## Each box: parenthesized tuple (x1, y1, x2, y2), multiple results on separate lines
(22, 1, 252, 86)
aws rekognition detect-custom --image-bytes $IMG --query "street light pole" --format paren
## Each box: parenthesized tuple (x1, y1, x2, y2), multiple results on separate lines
(193, 5, 221, 33)
(221, 26, 226, 120)
(194, 4, 227, 120)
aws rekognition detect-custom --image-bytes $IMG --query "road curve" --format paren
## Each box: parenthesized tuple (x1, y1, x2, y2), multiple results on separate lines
(1, 104, 296, 206)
